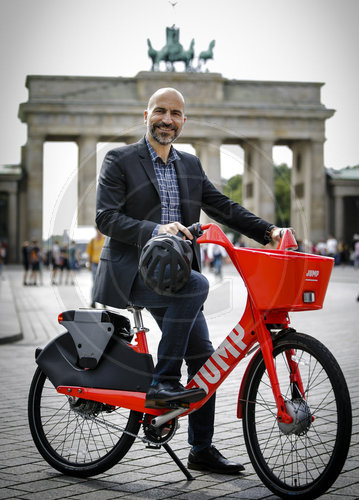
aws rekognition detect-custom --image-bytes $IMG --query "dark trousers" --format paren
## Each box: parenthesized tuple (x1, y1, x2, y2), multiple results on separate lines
(130, 270, 215, 451)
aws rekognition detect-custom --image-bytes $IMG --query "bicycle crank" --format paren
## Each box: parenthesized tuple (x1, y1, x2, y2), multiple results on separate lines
(143, 414, 178, 446)
(72, 410, 192, 479)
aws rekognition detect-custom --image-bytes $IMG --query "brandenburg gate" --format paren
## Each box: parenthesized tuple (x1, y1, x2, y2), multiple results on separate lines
(18, 71, 334, 244)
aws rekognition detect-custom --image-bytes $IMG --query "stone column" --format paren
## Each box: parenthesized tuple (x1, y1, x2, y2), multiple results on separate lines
(0, 183, 18, 263)
(25, 135, 44, 240)
(18, 145, 28, 248)
(310, 140, 327, 244)
(77, 136, 98, 226)
(8, 189, 18, 263)
(242, 140, 255, 215)
(334, 194, 345, 242)
(257, 139, 275, 223)
(291, 140, 326, 244)
(242, 139, 275, 223)
(193, 139, 222, 190)
(192, 139, 222, 224)
(291, 141, 310, 243)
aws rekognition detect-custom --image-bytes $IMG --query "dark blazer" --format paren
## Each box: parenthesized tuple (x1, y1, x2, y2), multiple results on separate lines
(94, 137, 271, 308)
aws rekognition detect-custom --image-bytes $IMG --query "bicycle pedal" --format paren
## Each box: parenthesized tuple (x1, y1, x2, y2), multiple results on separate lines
(167, 400, 190, 408)
(145, 399, 190, 409)
(146, 443, 161, 449)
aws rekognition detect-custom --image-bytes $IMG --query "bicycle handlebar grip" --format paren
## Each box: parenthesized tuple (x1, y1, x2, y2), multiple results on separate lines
(278, 228, 298, 251)
(187, 222, 203, 238)
(176, 222, 203, 240)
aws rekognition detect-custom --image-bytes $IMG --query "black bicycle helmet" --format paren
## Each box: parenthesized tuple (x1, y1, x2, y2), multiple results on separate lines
(139, 233, 193, 295)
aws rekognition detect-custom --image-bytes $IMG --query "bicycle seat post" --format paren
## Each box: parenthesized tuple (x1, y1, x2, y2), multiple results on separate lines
(127, 306, 149, 353)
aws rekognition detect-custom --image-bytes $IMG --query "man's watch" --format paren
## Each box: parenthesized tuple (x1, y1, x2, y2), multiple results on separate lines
(264, 224, 276, 243)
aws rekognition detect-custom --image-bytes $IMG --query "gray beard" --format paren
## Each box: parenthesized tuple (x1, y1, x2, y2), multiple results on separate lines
(149, 124, 178, 145)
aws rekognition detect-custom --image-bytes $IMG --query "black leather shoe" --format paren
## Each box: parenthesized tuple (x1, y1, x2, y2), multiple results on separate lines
(188, 445, 245, 474)
(145, 381, 206, 409)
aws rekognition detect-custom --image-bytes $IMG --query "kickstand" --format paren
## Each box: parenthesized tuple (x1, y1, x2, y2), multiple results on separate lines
(162, 442, 194, 480)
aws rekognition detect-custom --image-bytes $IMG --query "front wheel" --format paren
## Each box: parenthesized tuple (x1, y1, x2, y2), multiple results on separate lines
(28, 367, 142, 477)
(242, 331, 352, 499)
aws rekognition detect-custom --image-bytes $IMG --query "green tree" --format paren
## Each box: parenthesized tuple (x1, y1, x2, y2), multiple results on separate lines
(222, 163, 291, 228)
(274, 163, 291, 227)
(222, 174, 242, 240)
(223, 174, 242, 204)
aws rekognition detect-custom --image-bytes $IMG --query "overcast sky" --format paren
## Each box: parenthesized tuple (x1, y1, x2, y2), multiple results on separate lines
(1, 0, 358, 237)
(1, 0, 359, 168)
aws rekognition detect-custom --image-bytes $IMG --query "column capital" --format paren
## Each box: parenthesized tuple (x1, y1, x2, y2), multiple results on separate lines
(311, 138, 325, 144)
(258, 137, 275, 145)
(27, 134, 46, 143)
(76, 135, 98, 146)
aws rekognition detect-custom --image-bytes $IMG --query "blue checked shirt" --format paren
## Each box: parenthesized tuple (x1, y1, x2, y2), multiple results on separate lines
(145, 138, 182, 234)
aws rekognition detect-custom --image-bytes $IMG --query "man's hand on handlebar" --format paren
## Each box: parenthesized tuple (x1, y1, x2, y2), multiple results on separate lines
(158, 222, 194, 240)
(270, 226, 296, 242)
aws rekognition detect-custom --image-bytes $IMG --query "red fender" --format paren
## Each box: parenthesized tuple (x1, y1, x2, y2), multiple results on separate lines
(237, 346, 261, 419)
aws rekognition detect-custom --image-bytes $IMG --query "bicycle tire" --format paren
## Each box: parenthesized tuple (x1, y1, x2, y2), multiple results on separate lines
(242, 331, 352, 499)
(28, 367, 142, 477)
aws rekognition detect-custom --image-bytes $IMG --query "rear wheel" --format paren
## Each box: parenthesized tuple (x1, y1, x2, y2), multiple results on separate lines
(28, 367, 142, 477)
(242, 331, 352, 499)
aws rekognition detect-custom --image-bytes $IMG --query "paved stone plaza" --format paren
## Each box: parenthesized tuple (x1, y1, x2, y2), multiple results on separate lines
(0, 265, 358, 499)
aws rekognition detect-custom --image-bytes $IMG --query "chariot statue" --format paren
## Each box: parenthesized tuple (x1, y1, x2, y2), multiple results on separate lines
(147, 26, 214, 72)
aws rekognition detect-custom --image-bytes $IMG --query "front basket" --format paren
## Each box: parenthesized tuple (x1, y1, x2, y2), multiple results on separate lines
(233, 248, 333, 312)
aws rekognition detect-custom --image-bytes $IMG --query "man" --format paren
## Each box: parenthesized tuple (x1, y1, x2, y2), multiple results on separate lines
(94, 87, 286, 474)
(51, 240, 61, 285)
(29, 239, 41, 286)
(22, 241, 30, 285)
(86, 227, 105, 307)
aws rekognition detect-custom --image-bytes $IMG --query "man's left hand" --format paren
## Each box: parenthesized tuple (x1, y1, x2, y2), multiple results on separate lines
(270, 226, 296, 242)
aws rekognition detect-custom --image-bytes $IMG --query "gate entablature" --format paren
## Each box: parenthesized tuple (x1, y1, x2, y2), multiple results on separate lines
(18, 71, 334, 244)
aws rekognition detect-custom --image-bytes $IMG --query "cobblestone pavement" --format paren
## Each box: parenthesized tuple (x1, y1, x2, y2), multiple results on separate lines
(0, 265, 358, 499)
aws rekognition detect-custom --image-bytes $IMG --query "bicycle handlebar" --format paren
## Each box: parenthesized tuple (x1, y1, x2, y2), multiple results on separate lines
(179, 223, 297, 252)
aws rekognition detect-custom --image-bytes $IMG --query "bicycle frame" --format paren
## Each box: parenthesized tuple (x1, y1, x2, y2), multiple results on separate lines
(57, 224, 334, 427)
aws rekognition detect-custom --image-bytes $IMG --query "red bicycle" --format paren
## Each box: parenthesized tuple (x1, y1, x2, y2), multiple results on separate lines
(28, 223, 352, 499)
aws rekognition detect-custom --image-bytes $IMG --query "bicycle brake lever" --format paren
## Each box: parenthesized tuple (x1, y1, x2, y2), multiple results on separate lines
(187, 222, 203, 238)
(176, 223, 203, 241)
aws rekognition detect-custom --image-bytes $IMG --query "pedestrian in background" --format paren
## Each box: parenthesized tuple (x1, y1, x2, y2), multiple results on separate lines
(58, 244, 70, 285)
(29, 239, 41, 286)
(207, 243, 227, 279)
(68, 240, 79, 285)
(326, 235, 338, 262)
(86, 227, 105, 307)
(22, 241, 30, 285)
(354, 238, 359, 270)
(0, 241, 6, 280)
(51, 240, 61, 285)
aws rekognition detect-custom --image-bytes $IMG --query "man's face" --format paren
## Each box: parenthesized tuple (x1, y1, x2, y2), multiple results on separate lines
(145, 90, 186, 146)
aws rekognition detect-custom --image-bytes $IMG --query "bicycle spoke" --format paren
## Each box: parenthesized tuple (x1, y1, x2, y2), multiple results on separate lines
(243, 332, 351, 497)
(29, 369, 141, 471)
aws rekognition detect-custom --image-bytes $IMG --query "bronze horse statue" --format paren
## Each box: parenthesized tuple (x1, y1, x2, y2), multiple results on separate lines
(198, 40, 216, 69)
(147, 39, 158, 71)
(147, 26, 195, 71)
(165, 38, 194, 71)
